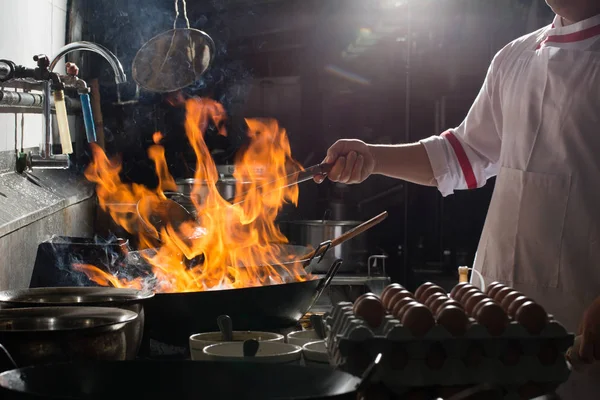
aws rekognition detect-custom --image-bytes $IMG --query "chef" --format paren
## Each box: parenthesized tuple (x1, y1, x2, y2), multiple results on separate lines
(316, 0, 600, 398)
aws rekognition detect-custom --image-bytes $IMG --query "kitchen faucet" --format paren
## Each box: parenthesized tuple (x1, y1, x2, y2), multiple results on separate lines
(30, 41, 126, 169)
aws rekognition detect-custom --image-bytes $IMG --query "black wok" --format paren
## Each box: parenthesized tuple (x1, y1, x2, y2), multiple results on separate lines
(0, 360, 361, 399)
(143, 254, 342, 346)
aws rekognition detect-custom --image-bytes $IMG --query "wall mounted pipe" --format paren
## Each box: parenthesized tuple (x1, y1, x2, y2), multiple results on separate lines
(0, 90, 81, 113)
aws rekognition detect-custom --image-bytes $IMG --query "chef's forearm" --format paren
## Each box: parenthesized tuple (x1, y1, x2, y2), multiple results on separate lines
(368, 143, 437, 186)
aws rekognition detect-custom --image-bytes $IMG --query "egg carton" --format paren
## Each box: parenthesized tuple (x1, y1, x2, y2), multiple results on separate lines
(326, 303, 573, 351)
(324, 302, 573, 389)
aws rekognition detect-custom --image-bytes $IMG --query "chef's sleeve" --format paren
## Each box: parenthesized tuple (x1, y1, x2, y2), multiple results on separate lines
(419, 54, 504, 197)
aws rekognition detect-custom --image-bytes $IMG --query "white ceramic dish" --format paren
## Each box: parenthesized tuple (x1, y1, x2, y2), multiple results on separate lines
(189, 331, 284, 361)
(302, 340, 330, 366)
(203, 341, 302, 364)
(286, 329, 321, 347)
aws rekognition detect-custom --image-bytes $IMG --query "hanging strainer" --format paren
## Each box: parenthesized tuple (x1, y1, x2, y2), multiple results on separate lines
(132, 0, 215, 93)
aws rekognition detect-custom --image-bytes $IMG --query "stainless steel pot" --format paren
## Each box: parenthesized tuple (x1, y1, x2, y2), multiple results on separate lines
(282, 220, 368, 273)
(0, 307, 137, 367)
(0, 287, 152, 360)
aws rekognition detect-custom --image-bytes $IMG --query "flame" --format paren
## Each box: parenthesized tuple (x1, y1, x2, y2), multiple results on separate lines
(78, 98, 311, 293)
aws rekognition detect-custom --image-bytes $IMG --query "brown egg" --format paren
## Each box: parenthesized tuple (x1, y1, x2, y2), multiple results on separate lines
(392, 297, 417, 319)
(417, 285, 446, 303)
(414, 282, 436, 301)
(450, 282, 470, 299)
(353, 296, 386, 328)
(485, 281, 502, 295)
(425, 293, 448, 309)
(428, 295, 450, 314)
(465, 292, 488, 316)
(515, 301, 548, 335)
(493, 286, 514, 304)
(507, 295, 532, 318)
(353, 294, 378, 315)
(487, 284, 506, 299)
(500, 290, 522, 311)
(396, 300, 421, 320)
(472, 298, 495, 317)
(476, 301, 509, 336)
(401, 304, 435, 337)
(451, 283, 476, 301)
(386, 290, 414, 311)
(381, 284, 404, 307)
(457, 288, 481, 305)
(437, 305, 469, 336)
(434, 299, 464, 317)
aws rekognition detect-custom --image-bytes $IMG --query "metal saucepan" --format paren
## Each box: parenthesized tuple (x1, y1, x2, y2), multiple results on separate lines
(282, 220, 369, 273)
(0, 360, 361, 399)
(0, 287, 153, 360)
(0, 307, 137, 367)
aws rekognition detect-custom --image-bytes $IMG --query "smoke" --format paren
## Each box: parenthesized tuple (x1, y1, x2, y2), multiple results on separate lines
(34, 234, 155, 289)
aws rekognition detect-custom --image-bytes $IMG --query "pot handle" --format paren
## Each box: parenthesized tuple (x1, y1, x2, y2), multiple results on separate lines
(0, 344, 18, 373)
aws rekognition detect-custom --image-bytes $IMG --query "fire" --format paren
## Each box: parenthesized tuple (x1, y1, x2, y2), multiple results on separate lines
(76, 97, 311, 293)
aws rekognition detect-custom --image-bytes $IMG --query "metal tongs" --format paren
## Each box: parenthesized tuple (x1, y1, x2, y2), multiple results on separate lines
(137, 162, 333, 242)
(229, 162, 333, 205)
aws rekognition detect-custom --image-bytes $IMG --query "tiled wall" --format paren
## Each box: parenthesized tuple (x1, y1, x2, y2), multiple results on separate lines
(0, 0, 68, 152)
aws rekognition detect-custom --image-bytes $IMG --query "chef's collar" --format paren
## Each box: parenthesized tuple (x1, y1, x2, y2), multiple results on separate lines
(547, 13, 600, 37)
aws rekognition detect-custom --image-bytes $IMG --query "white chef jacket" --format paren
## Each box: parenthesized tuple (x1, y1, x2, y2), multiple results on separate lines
(421, 13, 600, 399)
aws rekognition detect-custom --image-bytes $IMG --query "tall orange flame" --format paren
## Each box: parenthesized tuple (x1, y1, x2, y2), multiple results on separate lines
(76, 98, 310, 293)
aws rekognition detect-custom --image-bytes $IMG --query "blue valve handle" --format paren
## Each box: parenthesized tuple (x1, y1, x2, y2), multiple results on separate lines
(80, 93, 96, 143)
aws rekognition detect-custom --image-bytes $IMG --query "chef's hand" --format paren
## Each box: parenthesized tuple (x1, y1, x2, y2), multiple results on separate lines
(578, 296, 600, 363)
(314, 139, 376, 184)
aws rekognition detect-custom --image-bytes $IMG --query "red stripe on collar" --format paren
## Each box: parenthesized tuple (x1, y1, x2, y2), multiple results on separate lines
(545, 22, 600, 45)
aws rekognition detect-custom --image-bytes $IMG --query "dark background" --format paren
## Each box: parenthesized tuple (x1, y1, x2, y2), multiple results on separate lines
(66, 0, 554, 289)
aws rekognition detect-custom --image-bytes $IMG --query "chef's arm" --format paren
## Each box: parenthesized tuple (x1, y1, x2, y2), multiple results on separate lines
(368, 143, 437, 186)
(416, 51, 506, 196)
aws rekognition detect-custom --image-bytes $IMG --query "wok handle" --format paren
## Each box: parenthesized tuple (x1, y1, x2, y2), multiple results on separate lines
(313, 259, 343, 301)
(0, 344, 18, 372)
(305, 259, 342, 320)
(303, 211, 388, 260)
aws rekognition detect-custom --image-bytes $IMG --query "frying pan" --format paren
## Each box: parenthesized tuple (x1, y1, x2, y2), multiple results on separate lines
(0, 359, 361, 399)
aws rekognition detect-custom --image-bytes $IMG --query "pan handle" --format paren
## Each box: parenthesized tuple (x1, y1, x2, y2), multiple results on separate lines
(0, 344, 18, 373)
(309, 240, 333, 264)
(313, 258, 343, 301)
(306, 259, 343, 314)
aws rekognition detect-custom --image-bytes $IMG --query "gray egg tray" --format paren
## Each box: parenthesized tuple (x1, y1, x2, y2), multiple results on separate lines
(324, 301, 574, 393)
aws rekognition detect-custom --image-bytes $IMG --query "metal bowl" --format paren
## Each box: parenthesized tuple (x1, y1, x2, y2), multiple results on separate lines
(0, 307, 137, 367)
(0, 287, 153, 359)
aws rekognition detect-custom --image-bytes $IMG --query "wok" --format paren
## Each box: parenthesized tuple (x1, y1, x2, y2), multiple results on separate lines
(0, 360, 361, 399)
(133, 212, 388, 346)
(143, 255, 342, 346)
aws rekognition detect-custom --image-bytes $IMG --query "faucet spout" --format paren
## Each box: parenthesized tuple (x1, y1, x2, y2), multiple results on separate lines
(49, 41, 126, 84)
